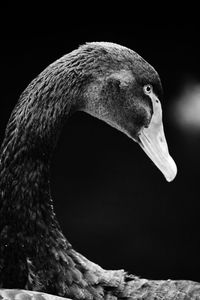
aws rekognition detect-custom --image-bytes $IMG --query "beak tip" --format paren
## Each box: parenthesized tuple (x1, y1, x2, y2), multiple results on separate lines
(164, 159, 177, 182)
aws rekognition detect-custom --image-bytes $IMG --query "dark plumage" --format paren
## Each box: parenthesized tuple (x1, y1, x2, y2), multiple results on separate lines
(0, 42, 199, 299)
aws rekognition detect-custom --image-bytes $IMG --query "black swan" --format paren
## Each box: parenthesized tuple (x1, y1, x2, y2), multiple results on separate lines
(0, 42, 199, 300)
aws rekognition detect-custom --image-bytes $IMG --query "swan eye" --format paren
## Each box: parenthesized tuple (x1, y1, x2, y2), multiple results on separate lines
(143, 84, 152, 95)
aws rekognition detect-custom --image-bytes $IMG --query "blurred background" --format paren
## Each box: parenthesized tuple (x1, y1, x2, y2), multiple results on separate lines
(1, 21, 200, 282)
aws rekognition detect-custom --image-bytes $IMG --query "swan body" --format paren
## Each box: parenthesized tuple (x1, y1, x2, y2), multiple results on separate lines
(0, 42, 199, 299)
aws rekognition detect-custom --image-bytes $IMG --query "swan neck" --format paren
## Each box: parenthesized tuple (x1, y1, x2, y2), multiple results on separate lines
(0, 57, 83, 288)
(0, 49, 100, 291)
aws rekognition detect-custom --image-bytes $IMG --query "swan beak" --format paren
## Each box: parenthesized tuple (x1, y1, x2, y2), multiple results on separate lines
(138, 94, 177, 182)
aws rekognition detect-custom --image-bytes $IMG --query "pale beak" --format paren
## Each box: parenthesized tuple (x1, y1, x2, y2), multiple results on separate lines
(138, 94, 177, 182)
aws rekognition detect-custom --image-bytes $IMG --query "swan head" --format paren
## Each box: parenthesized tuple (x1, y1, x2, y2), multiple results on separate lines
(80, 42, 177, 182)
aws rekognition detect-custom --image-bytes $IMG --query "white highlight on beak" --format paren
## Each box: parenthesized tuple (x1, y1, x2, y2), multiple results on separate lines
(138, 92, 177, 182)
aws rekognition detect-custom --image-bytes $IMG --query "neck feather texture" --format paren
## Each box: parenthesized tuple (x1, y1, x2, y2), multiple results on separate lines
(0, 47, 98, 293)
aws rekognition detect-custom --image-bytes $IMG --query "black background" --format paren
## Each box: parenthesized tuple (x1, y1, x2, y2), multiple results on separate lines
(1, 20, 200, 282)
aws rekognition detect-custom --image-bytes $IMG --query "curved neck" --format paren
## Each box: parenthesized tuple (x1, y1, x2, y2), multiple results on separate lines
(0, 52, 94, 289)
